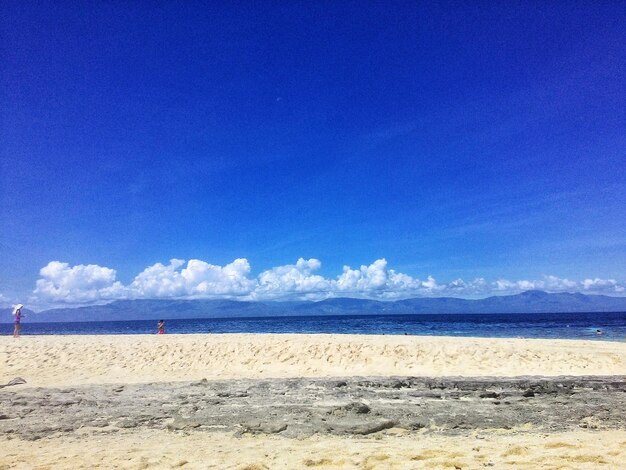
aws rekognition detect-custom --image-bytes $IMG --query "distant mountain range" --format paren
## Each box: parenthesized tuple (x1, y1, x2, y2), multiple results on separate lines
(2, 291, 626, 323)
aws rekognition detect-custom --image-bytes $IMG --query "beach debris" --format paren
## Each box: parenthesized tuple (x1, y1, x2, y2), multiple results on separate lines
(0, 377, 26, 389)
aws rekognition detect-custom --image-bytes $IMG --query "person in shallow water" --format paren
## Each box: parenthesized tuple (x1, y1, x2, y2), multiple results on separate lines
(12, 304, 24, 338)
(157, 320, 165, 334)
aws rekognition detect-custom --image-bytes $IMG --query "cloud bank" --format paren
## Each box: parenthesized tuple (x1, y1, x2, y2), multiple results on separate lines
(29, 258, 626, 307)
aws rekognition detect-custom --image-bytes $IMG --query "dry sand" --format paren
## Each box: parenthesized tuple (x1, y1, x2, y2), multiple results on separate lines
(4, 428, 626, 469)
(1, 334, 625, 469)
(2, 334, 625, 387)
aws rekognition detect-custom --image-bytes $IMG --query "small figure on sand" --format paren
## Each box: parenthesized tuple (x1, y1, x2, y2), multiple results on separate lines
(12, 304, 24, 338)
(157, 320, 165, 335)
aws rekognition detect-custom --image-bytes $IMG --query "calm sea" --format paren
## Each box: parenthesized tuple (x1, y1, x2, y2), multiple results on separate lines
(2, 312, 626, 341)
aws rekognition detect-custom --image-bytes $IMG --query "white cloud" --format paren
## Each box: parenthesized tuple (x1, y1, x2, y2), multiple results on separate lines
(493, 278, 541, 292)
(489, 275, 625, 295)
(181, 258, 255, 296)
(453, 277, 489, 295)
(420, 275, 443, 292)
(33, 261, 127, 304)
(128, 258, 256, 298)
(256, 258, 331, 299)
(30, 258, 626, 306)
(544, 275, 578, 290)
(333, 260, 465, 299)
(335, 259, 390, 293)
(517, 280, 539, 291)
(581, 278, 625, 294)
(128, 259, 187, 298)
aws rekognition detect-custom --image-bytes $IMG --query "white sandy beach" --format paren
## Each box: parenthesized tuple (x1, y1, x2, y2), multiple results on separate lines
(2, 334, 626, 469)
(1, 333, 625, 387)
(5, 428, 626, 469)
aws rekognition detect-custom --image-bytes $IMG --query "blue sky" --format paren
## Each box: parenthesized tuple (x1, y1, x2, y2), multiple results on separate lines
(1, 1, 625, 308)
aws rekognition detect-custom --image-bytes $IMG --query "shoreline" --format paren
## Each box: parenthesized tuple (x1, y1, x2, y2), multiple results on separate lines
(3, 326, 625, 343)
(2, 330, 624, 339)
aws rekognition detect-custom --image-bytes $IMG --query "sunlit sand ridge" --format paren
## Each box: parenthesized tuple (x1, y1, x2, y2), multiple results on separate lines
(2, 333, 625, 387)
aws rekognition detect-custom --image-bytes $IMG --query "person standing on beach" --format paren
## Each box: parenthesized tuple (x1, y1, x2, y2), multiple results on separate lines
(157, 320, 165, 334)
(12, 304, 24, 338)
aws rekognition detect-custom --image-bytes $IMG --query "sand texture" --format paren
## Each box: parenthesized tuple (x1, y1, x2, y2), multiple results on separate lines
(2, 334, 625, 387)
(1, 334, 625, 469)
(4, 429, 626, 469)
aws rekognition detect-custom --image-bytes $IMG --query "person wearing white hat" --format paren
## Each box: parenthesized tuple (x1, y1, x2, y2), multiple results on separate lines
(12, 304, 24, 338)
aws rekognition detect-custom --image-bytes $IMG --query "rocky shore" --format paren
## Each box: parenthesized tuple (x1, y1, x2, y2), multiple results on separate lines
(1, 375, 624, 442)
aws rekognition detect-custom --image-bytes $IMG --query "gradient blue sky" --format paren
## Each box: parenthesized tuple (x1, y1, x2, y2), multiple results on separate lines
(1, 1, 625, 307)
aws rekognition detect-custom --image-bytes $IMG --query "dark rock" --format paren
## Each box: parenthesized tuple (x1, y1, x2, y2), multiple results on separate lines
(391, 380, 406, 389)
(117, 418, 142, 429)
(264, 423, 288, 434)
(217, 391, 248, 398)
(343, 402, 371, 414)
(346, 420, 397, 435)
(89, 419, 110, 428)
(204, 399, 223, 406)
(50, 399, 81, 406)
(241, 421, 288, 434)
(167, 418, 203, 431)
(2, 376, 625, 441)
(410, 392, 441, 399)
